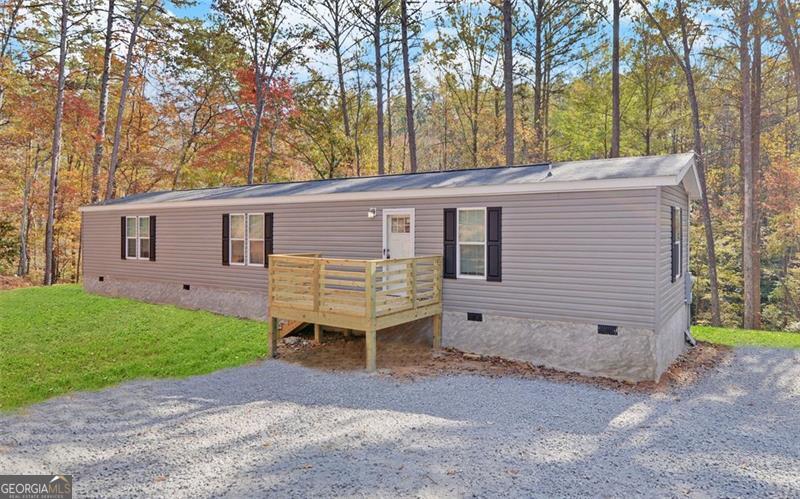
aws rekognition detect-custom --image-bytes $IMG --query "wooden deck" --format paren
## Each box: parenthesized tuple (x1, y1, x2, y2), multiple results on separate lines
(267, 253, 443, 371)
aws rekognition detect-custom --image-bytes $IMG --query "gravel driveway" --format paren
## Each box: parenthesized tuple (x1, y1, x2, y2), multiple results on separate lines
(2, 347, 799, 497)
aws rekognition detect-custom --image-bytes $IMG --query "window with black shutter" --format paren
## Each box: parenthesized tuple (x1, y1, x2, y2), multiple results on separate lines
(222, 212, 272, 266)
(671, 206, 682, 282)
(222, 214, 230, 266)
(149, 215, 156, 261)
(264, 212, 273, 268)
(443, 208, 457, 278)
(122, 215, 154, 260)
(486, 207, 502, 282)
(120, 217, 126, 260)
(444, 207, 502, 281)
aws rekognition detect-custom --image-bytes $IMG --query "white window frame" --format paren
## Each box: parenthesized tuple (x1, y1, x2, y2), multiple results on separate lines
(229, 213, 247, 266)
(247, 213, 265, 266)
(456, 207, 487, 280)
(126, 216, 138, 259)
(228, 213, 265, 267)
(126, 215, 151, 260)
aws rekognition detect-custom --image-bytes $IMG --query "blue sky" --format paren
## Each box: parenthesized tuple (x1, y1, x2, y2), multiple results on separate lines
(166, 0, 211, 19)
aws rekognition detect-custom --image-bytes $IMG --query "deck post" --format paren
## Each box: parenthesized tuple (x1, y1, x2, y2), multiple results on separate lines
(365, 260, 377, 371)
(268, 316, 279, 357)
(366, 328, 377, 371)
(314, 323, 322, 344)
(432, 313, 442, 350)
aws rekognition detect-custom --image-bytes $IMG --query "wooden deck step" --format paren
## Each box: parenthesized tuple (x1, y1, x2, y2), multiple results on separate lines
(278, 320, 307, 338)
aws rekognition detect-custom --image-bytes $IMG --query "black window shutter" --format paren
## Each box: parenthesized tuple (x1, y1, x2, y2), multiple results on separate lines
(443, 208, 457, 279)
(487, 207, 502, 282)
(222, 214, 230, 266)
(149, 215, 156, 261)
(670, 206, 677, 283)
(264, 212, 273, 268)
(120, 216, 126, 260)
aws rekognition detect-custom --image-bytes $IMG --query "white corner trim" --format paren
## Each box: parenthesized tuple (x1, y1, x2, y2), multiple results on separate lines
(79, 176, 676, 213)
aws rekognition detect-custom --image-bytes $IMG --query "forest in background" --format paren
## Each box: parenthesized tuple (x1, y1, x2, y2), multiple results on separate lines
(0, 0, 798, 331)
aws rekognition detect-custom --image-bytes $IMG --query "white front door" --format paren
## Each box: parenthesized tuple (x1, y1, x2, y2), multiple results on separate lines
(383, 209, 415, 260)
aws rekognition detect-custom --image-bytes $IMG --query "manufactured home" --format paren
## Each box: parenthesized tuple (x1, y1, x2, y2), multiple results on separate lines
(80, 152, 700, 382)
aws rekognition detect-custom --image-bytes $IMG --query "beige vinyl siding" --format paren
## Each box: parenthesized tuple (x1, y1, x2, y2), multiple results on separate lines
(83, 188, 659, 328)
(657, 185, 690, 327)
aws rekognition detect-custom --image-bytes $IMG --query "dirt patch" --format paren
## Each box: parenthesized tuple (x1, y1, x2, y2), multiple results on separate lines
(277, 331, 731, 394)
(0, 275, 34, 290)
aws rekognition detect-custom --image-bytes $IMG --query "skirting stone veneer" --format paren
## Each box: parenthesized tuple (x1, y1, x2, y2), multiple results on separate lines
(84, 277, 683, 382)
(442, 311, 665, 382)
(84, 276, 267, 321)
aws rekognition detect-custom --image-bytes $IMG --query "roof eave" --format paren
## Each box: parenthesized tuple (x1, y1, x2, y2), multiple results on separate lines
(674, 153, 702, 200)
(79, 176, 679, 212)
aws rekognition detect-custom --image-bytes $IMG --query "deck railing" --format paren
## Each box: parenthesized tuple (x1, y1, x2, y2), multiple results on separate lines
(267, 253, 443, 370)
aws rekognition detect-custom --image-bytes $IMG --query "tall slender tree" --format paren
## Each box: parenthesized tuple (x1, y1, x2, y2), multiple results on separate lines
(610, 0, 622, 157)
(44, 0, 70, 285)
(400, 0, 418, 171)
(637, 0, 722, 325)
(354, 0, 392, 174)
(293, 0, 356, 140)
(106, 0, 157, 199)
(89, 0, 115, 202)
(215, 0, 304, 184)
(501, 0, 514, 165)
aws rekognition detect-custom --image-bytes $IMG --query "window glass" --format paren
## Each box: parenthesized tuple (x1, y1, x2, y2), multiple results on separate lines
(127, 238, 137, 258)
(140, 238, 150, 259)
(391, 216, 410, 233)
(458, 209, 485, 242)
(139, 216, 149, 237)
(230, 214, 245, 239)
(459, 245, 485, 276)
(249, 214, 264, 239)
(231, 240, 245, 264)
(126, 217, 137, 237)
(249, 240, 264, 264)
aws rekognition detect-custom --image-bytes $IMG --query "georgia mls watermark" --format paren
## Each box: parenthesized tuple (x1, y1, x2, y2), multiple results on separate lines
(0, 475, 72, 499)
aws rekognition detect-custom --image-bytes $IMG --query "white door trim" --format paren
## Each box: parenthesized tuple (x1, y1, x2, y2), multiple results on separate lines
(382, 208, 415, 259)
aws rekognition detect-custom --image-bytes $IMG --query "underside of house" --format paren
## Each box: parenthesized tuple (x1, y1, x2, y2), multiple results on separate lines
(80, 153, 700, 382)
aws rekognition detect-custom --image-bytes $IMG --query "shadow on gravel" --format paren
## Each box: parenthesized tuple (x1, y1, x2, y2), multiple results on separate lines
(1, 348, 798, 496)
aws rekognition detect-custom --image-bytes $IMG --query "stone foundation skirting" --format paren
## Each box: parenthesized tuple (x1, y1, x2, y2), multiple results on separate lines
(84, 276, 686, 382)
(84, 276, 267, 321)
(442, 311, 662, 382)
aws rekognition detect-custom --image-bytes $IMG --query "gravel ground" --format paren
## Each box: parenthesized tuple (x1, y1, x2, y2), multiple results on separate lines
(1, 347, 799, 498)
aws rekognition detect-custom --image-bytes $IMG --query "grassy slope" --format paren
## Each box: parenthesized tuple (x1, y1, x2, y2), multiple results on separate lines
(0, 285, 266, 410)
(693, 326, 800, 349)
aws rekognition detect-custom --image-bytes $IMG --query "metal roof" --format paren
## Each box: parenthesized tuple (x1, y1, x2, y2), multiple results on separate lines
(85, 152, 698, 210)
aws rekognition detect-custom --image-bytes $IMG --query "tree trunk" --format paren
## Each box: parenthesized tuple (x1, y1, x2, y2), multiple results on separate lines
(671, 0, 721, 325)
(90, 0, 114, 203)
(400, 0, 417, 172)
(502, 0, 514, 166)
(44, 0, 69, 285)
(610, 0, 621, 158)
(335, 43, 350, 138)
(105, 0, 143, 200)
(373, 0, 384, 175)
(18, 144, 43, 276)
(532, 0, 543, 156)
(739, 0, 757, 329)
(247, 88, 265, 184)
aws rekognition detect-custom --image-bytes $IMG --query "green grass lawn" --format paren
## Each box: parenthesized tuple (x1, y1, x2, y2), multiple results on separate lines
(693, 325, 800, 349)
(0, 284, 267, 411)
